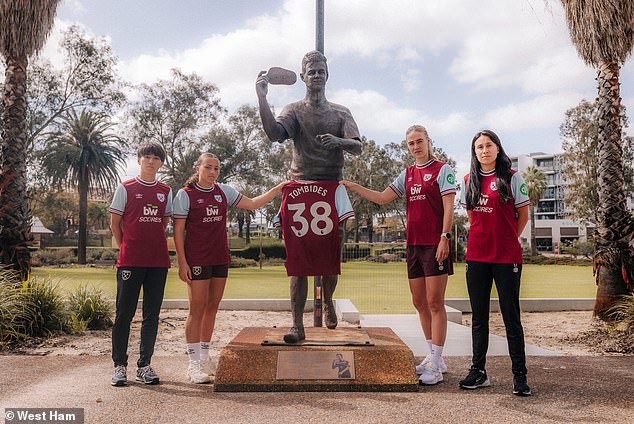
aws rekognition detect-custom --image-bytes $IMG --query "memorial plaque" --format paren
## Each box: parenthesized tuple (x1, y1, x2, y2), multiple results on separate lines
(276, 351, 355, 380)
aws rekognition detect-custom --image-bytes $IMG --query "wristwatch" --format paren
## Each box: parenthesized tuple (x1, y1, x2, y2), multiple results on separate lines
(441, 232, 452, 240)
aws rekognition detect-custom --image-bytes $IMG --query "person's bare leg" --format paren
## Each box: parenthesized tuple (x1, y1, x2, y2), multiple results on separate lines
(284, 276, 307, 343)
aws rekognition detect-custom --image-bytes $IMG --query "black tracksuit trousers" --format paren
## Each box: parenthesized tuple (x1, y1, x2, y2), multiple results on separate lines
(466, 261, 527, 376)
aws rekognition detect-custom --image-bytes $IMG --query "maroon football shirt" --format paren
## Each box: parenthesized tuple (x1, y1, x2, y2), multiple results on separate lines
(279, 181, 342, 276)
(110, 178, 171, 268)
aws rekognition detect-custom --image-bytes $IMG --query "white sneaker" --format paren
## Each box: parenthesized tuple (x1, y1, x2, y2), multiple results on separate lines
(187, 361, 211, 384)
(418, 363, 443, 385)
(416, 355, 447, 375)
(201, 357, 217, 376)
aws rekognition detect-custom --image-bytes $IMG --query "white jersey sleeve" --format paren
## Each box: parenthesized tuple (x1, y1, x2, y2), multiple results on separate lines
(218, 183, 243, 208)
(165, 188, 173, 216)
(511, 173, 530, 208)
(172, 189, 190, 219)
(437, 164, 457, 196)
(108, 184, 127, 216)
(388, 169, 406, 197)
(335, 184, 355, 222)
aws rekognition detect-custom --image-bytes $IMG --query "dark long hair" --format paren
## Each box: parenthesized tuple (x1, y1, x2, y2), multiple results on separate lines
(465, 129, 513, 209)
(185, 152, 219, 188)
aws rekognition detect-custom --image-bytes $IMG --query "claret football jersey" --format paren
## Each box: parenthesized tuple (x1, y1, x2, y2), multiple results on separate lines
(173, 183, 242, 266)
(108, 177, 173, 268)
(461, 169, 530, 263)
(389, 160, 457, 246)
(277, 180, 354, 276)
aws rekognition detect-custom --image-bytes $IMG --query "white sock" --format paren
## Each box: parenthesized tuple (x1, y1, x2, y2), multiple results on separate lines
(200, 342, 210, 361)
(431, 344, 444, 368)
(426, 340, 433, 356)
(187, 343, 200, 363)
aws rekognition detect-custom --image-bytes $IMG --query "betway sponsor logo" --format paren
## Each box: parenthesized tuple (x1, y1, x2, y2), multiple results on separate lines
(143, 204, 159, 216)
(473, 195, 493, 213)
(139, 203, 162, 222)
(206, 206, 219, 216)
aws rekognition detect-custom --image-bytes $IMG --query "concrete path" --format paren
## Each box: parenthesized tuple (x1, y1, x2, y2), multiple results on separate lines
(1, 355, 632, 424)
(361, 314, 560, 357)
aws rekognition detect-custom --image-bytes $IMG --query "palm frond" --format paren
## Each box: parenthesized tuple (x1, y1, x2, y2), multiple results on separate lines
(0, 0, 61, 58)
(561, 0, 634, 65)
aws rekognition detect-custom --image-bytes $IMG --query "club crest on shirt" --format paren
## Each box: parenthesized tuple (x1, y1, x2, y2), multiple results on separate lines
(157, 193, 165, 202)
(192, 266, 202, 276)
(424, 174, 432, 182)
(121, 270, 132, 281)
(214, 195, 223, 203)
(490, 181, 497, 191)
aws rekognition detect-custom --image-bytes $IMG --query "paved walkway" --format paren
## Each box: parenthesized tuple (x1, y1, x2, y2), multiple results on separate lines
(1, 355, 632, 423)
(361, 314, 559, 357)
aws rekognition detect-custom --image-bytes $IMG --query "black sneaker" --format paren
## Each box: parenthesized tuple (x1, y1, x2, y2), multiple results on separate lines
(136, 365, 160, 385)
(459, 367, 490, 390)
(513, 374, 532, 396)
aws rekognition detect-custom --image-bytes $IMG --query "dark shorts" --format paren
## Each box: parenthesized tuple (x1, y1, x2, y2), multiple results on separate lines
(407, 245, 454, 279)
(190, 264, 229, 280)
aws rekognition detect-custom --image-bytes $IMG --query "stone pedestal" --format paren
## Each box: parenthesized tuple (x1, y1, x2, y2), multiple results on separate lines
(214, 327, 418, 392)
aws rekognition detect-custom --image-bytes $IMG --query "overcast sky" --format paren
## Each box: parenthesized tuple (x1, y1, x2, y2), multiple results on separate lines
(43, 0, 634, 179)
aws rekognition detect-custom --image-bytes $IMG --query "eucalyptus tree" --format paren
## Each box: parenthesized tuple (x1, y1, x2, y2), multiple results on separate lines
(127, 68, 225, 185)
(561, 0, 634, 318)
(0, 0, 60, 278)
(522, 166, 547, 256)
(40, 110, 125, 264)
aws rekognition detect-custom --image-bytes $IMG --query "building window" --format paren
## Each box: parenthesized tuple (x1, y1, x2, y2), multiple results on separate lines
(537, 159, 554, 168)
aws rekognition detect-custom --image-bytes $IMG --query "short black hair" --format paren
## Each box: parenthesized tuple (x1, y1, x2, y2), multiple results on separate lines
(137, 142, 166, 162)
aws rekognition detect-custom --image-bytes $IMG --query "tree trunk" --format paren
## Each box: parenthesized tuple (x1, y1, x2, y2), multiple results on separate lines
(367, 214, 374, 244)
(530, 203, 538, 256)
(0, 55, 32, 279)
(592, 61, 634, 319)
(245, 213, 251, 244)
(237, 212, 244, 238)
(77, 176, 89, 264)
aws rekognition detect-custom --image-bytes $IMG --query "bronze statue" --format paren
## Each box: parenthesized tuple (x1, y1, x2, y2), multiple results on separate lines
(256, 50, 362, 342)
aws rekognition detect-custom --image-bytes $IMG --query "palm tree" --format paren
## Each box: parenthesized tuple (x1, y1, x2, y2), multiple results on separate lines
(0, 0, 61, 278)
(523, 166, 548, 256)
(561, 1, 634, 318)
(40, 109, 125, 264)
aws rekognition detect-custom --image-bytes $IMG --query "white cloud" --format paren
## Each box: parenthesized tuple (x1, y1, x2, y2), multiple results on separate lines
(482, 92, 584, 132)
(401, 69, 421, 92)
(330, 88, 473, 141)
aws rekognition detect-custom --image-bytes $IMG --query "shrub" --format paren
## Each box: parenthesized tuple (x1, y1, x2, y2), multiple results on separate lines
(229, 256, 258, 268)
(30, 248, 76, 267)
(67, 286, 113, 331)
(21, 276, 69, 336)
(0, 268, 32, 348)
(231, 245, 286, 261)
(607, 294, 634, 332)
(99, 249, 119, 261)
(343, 246, 371, 261)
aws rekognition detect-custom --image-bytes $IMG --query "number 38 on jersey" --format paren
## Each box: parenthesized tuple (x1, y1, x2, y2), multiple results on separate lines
(286, 201, 334, 237)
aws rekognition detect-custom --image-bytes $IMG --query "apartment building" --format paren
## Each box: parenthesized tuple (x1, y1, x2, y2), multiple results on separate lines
(510, 153, 595, 252)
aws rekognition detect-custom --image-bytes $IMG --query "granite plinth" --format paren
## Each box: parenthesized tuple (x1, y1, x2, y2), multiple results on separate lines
(214, 326, 418, 392)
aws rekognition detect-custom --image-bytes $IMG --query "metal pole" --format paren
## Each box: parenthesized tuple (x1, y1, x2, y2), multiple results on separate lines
(316, 0, 324, 53)
(313, 0, 325, 327)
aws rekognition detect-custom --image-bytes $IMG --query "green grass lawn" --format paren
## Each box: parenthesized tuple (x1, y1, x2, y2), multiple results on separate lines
(32, 262, 597, 314)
